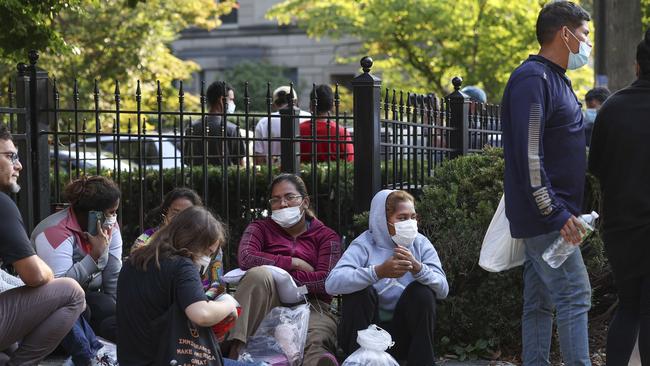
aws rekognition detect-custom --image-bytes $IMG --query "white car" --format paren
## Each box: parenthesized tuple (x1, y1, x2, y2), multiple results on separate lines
(71, 135, 185, 170)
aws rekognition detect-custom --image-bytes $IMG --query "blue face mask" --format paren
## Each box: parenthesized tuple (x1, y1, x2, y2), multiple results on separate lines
(564, 28, 592, 70)
(583, 108, 597, 124)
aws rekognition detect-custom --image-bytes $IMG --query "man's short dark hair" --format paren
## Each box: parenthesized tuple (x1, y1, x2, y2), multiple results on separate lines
(206, 81, 233, 108)
(536, 1, 590, 45)
(0, 123, 12, 141)
(310, 84, 334, 114)
(637, 29, 650, 78)
(585, 87, 611, 104)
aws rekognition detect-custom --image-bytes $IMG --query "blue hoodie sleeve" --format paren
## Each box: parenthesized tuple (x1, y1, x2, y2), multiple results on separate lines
(412, 236, 449, 299)
(505, 74, 572, 231)
(325, 235, 379, 295)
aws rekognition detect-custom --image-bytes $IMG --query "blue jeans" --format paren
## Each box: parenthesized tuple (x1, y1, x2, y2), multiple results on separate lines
(522, 231, 592, 366)
(60, 317, 103, 365)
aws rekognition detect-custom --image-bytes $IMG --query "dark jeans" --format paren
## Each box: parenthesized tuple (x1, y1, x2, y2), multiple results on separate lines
(61, 317, 103, 366)
(339, 282, 437, 365)
(606, 273, 650, 366)
(86, 291, 116, 340)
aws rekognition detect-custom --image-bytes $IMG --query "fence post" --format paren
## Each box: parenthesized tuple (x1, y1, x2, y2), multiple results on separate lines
(279, 105, 301, 175)
(14, 51, 51, 231)
(447, 76, 470, 158)
(352, 56, 382, 214)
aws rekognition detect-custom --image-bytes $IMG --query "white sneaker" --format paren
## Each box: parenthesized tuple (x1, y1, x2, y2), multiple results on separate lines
(92, 347, 118, 366)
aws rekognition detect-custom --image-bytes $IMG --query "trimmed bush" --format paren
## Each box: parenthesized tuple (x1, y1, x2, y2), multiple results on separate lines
(352, 147, 609, 359)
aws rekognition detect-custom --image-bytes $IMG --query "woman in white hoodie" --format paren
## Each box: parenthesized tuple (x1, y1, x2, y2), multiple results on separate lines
(325, 190, 448, 365)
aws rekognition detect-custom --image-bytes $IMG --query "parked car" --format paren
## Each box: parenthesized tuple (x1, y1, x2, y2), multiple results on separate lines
(50, 147, 136, 173)
(70, 135, 185, 170)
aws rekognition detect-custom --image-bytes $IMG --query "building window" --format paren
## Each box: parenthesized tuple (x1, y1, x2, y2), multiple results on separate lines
(220, 1, 238, 25)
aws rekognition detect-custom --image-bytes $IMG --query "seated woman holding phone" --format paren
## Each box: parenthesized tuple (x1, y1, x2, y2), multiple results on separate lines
(32, 176, 122, 361)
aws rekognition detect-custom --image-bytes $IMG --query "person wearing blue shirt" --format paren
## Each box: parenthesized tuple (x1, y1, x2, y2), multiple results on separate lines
(501, 2, 593, 365)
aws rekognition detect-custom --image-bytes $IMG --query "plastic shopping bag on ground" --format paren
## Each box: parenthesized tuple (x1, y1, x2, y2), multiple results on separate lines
(238, 304, 310, 366)
(342, 325, 399, 366)
(479, 195, 525, 272)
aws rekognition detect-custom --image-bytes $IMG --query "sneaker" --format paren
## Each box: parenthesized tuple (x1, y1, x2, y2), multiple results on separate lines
(92, 347, 118, 366)
(316, 353, 339, 366)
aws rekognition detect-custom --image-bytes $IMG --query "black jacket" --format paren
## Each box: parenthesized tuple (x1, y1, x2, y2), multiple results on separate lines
(184, 115, 244, 166)
(588, 78, 650, 278)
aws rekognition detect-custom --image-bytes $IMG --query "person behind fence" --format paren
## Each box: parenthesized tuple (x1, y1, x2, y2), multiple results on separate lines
(299, 84, 354, 163)
(501, 2, 593, 365)
(186, 81, 245, 166)
(116, 206, 243, 364)
(588, 29, 650, 366)
(132, 187, 225, 295)
(253, 85, 311, 165)
(0, 124, 86, 365)
(325, 189, 448, 366)
(225, 173, 341, 366)
(32, 176, 122, 344)
(582, 86, 610, 147)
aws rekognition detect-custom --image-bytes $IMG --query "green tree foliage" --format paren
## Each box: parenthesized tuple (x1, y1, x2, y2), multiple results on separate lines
(1, 0, 236, 130)
(0, 0, 82, 59)
(267, 0, 594, 102)
(223, 61, 295, 112)
(643, 0, 650, 28)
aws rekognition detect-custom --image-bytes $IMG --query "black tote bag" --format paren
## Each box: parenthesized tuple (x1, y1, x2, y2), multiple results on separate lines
(154, 301, 224, 366)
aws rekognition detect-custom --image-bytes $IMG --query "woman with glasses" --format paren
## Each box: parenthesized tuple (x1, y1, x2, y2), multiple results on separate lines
(226, 173, 341, 366)
(325, 190, 449, 366)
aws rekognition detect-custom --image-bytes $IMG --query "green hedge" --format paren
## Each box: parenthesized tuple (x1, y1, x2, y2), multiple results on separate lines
(420, 148, 606, 359)
(51, 163, 355, 269)
(353, 147, 608, 359)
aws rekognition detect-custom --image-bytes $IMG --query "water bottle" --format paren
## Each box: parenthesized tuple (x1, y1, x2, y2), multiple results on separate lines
(542, 211, 599, 268)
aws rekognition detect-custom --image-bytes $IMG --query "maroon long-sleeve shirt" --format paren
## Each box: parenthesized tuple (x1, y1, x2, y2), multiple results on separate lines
(238, 217, 341, 303)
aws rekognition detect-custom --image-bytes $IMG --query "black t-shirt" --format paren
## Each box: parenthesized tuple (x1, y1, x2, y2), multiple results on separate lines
(0, 191, 35, 266)
(116, 255, 207, 365)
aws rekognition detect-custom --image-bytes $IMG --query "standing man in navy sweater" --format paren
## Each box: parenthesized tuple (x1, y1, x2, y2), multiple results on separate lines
(502, 2, 592, 365)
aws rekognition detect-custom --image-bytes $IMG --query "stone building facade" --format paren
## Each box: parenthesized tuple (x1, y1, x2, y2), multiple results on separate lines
(172, 0, 361, 107)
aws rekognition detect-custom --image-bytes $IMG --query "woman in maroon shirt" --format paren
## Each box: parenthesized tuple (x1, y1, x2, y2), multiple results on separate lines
(227, 173, 341, 366)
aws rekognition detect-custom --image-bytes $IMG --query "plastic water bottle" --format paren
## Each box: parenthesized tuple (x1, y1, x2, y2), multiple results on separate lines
(542, 211, 599, 269)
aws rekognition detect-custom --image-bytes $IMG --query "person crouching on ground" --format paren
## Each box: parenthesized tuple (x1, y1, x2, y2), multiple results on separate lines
(326, 189, 449, 366)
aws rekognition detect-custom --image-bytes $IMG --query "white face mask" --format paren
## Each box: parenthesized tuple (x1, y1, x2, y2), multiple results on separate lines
(390, 219, 418, 247)
(271, 206, 304, 228)
(226, 101, 236, 114)
(564, 29, 591, 70)
(195, 255, 211, 275)
(103, 213, 117, 229)
(583, 108, 597, 124)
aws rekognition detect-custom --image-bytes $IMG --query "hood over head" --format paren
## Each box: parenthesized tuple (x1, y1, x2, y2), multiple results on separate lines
(368, 189, 397, 249)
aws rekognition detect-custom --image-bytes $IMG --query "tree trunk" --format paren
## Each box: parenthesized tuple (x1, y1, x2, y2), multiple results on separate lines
(596, 0, 643, 91)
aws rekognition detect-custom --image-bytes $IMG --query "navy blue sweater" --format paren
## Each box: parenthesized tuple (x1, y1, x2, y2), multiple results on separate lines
(502, 55, 586, 238)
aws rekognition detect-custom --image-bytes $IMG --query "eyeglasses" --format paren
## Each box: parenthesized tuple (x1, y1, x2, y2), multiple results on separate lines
(0, 152, 19, 165)
(268, 194, 303, 206)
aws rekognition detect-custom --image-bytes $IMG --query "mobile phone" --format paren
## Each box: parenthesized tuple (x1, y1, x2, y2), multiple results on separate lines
(87, 210, 105, 236)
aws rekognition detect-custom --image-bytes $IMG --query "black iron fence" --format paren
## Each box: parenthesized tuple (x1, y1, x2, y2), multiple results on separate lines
(0, 52, 501, 269)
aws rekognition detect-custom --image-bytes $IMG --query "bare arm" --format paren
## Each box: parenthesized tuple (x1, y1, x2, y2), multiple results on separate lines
(12, 255, 54, 287)
(185, 298, 237, 327)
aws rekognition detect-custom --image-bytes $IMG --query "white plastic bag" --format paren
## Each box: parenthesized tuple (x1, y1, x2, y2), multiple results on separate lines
(223, 266, 308, 304)
(629, 337, 640, 366)
(342, 325, 399, 366)
(238, 304, 310, 366)
(479, 195, 525, 272)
